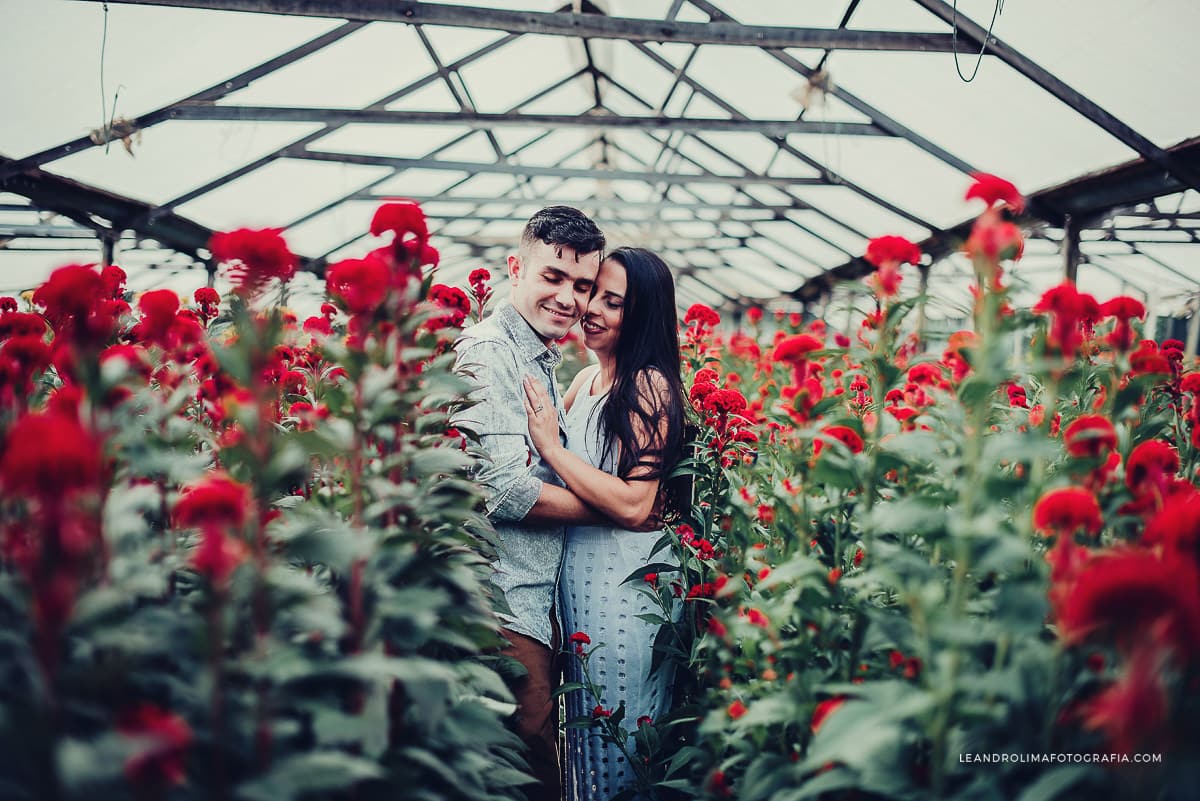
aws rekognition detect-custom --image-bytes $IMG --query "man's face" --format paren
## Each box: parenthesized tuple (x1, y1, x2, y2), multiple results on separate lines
(508, 239, 601, 342)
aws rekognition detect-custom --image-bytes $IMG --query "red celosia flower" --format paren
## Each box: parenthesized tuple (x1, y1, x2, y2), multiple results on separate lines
(906, 362, 943, 386)
(1100, 296, 1145, 351)
(704, 388, 748, 416)
(684, 303, 721, 328)
(707, 617, 728, 637)
(592, 705, 613, 719)
(814, 425, 864, 456)
(694, 367, 719, 385)
(174, 473, 252, 530)
(370, 201, 429, 243)
(746, 306, 763, 324)
(1006, 384, 1028, 408)
(1056, 548, 1200, 663)
(772, 334, 823, 365)
(426, 284, 471, 331)
(0, 296, 17, 313)
(209, 228, 297, 296)
(194, 287, 219, 306)
(100, 264, 127, 299)
(32, 264, 117, 341)
(1125, 440, 1179, 497)
(864, 236, 921, 268)
(191, 527, 248, 588)
(1063, 414, 1117, 459)
(811, 696, 846, 733)
(1143, 489, 1200, 556)
(0, 411, 103, 499)
(133, 290, 180, 348)
(746, 608, 769, 628)
(1129, 340, 1171, 376)
(1079, 649, 1166, 755)
(118, 704, 193, 789)
(1032, 487, 1103, 537)
(569, 631, 591, 645)
(727, 700, 748, 719)
(689, 381, 717, 407)
(1033, 281, 1097, 357)
(0, 311, 48, 339)
(965, 210, 1024, 265)
(0, 335, 53, 392)
(965, 173, 1025, 214)
(327, 252, 391, 316)
(1181, 373, 1200, 395)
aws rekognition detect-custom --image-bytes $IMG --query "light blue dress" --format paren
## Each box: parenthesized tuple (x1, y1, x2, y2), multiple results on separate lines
(560, 380, 674, 801)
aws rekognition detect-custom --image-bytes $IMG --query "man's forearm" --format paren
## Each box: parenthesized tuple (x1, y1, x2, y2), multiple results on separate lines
(522, 483, 605, 525)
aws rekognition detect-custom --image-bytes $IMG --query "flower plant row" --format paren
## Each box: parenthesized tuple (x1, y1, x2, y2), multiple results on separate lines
(0, 173, 1196, 801)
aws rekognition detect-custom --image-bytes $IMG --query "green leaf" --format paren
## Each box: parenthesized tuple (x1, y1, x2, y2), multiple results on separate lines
(236, 752, 383, 801)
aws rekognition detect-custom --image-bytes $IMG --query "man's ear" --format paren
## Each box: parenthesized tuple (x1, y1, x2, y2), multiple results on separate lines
(507, 253, 522, 283)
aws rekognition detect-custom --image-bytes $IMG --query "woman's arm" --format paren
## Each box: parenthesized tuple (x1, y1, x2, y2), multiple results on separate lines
(522, 372, 668, 530)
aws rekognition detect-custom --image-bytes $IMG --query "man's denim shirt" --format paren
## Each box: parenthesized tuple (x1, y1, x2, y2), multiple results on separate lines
(452, 301, 567, 647)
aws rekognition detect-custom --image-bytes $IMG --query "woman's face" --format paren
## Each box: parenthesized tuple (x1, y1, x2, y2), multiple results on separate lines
(581, 258, 626, 356)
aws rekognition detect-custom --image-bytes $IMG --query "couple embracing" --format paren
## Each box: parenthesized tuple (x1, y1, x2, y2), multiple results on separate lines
(452, 206, 688, 801)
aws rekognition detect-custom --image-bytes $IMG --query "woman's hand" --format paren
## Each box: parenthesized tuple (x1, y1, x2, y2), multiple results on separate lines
(522, 375, 563, 461)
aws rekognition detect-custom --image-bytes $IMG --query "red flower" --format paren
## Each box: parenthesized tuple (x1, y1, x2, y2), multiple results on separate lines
(174, 473, 252, 530)
(209, 228, 297, 296)
(1101, 296, 1145, 351)
(684, 303, 721, 328)
(1079, 649, 1166, 755)
(1143, 489, 1200, 557)
(1063, 414, 1117, 459)
(727, 699, 748, 719)
(1125, 440, 1179, 497)
(707, 617, 728, 637)
(370, 201, 429, 243)
(303, 316, 332, 336)
(118, 704, 192, 789)
(191, 526, 249, 588)
(426, 284, 471, 331)
(864, 235, 921, 267)
(32, 264, 117, 341)
(0, 335, 53, 393)
(133, 290, 180, 348)
(811, 696, 846, 733)
(965, 173, 1024, 214)
(194, 287, 220, 307)
(965, 211, 1024, 264)
(0, 297, 15, 313)
(906, 362, 943, 387)
(1056, 548, 1200, 663)
(746, 306, 763, 324)
(1032, 487, 1103, 537)
(592, 705, 613, 719)
(327, 252, 391, 316)
(746, 608, 770, 628)
(814, 425, 864, 456)
(0, 411, 103, 499)
(0, 311, 48, 339)
(1181, 373, 1200, 395)
(1130, 341, 1171, 375)
(569, 631, 591, 645)
(100, 264, 127, 298)
(703, 388, 748, 416)
(1033, 281, 1097, 357)
(772, 334, 823, 365)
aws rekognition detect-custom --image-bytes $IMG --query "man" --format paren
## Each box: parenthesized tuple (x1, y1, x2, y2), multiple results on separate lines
(452, 206, 607, 801)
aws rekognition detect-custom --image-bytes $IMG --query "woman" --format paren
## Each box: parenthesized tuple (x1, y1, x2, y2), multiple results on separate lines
(522, 247, 687, 801)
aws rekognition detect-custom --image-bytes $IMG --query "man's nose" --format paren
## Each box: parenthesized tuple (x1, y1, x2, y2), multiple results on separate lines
(554, 282, 576, 309)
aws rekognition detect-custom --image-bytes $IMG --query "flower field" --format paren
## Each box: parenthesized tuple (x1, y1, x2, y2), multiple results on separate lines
(0, 178, 1197, 801)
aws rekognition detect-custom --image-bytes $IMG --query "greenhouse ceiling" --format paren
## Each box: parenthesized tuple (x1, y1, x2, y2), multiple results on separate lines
(1, 0, 1198, 320)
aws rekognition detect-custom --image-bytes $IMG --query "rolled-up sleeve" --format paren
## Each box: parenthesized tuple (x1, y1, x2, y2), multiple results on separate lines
(453, 339, 543, 522)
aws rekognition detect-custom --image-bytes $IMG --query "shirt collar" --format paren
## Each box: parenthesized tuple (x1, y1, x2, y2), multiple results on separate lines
(495, 301, 563, 367)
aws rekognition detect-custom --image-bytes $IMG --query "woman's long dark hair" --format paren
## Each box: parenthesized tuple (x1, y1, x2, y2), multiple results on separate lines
(596, 247, 687, 484)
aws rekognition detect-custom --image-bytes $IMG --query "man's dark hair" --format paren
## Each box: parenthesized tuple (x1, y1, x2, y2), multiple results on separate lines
(520, 206, 605, 260)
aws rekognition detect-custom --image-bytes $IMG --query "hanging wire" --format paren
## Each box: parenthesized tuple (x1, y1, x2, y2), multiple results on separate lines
(951, 0, 1004, 83)
(99, 3, 109, 152)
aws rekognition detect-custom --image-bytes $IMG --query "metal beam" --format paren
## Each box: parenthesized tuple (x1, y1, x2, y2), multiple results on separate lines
(286, 149, 827, 187)
(911, 0, 1200, 193)
(352, 193, 805, 215)
(84, 0, 964, 52)
(0, 20, 365, 181)
(167, 103, 892, 137)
